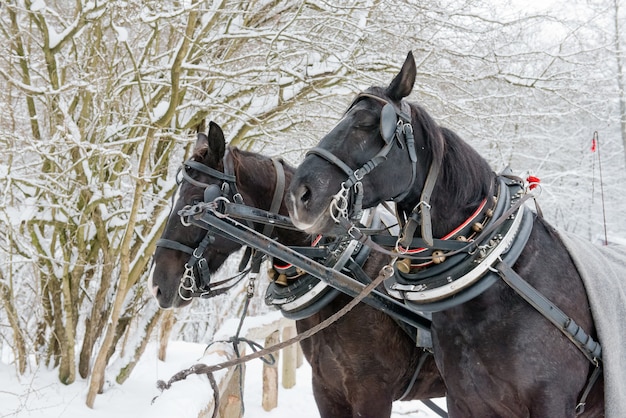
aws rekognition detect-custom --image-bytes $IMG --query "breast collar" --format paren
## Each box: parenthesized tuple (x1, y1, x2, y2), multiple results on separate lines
(264, 208, 379, 320)
(384, 174, 535, 312)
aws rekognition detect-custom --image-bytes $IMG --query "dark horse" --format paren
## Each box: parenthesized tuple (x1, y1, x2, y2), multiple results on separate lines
(287, 52, 605, 417)
(148, 121, 445, 418)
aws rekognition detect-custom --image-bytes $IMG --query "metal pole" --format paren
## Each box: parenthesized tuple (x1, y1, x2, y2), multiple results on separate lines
(593, 131, 609, 245)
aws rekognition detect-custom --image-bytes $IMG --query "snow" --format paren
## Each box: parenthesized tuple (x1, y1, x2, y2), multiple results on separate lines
(29, 0, 46, 12)
(0, 320, 447, 417)
(152, 101, 171, 123)
(113, 26, 129, 43)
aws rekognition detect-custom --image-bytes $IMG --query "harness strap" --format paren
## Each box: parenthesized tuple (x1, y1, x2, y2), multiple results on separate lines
(371, 235, 469, 251)
(494, 261, 602, 364)
(393, 122, 418, 203)
(262, 158, 286, 238)
(183, 160, 235, 183)
(399, 158, 440, 248)
(189, 233, 215, 288)
(156, 238, 195, 255)
(307, 147, 353, 178)
(576, 365, 602, 415)
(397, 351, 430, 401)
(223, 148, 244, 205)
(422, 399, 448, 418)
(356, 92, 412, 122)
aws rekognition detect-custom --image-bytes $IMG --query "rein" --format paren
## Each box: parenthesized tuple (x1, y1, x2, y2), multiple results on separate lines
(154, 250, 397, 398)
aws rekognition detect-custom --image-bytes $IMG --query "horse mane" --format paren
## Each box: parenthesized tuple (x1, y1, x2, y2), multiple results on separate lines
(436, 126, 493, 211)
(228, 146, 295, 179)
(396, 91, 493, 228)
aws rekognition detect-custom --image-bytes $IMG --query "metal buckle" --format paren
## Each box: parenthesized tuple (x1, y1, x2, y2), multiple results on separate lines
(178, 264, 196, 301)
(347, 225, 361, 240)
(330, 183, 350, 223)
(416, 200, 431, 212)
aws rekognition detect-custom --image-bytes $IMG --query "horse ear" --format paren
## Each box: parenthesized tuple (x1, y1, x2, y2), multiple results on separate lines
(206, 120, 226, 160)
(194, 119, 209, 149)
(385, 51, 416, 102)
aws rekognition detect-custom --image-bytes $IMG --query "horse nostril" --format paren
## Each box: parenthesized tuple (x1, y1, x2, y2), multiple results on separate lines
(300, 185, 312, 206)
(152, 285, 161, 299)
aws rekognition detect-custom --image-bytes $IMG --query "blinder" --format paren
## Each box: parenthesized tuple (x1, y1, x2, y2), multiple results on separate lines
(204, 184, 222, 204)
(380, 103, 398, 144)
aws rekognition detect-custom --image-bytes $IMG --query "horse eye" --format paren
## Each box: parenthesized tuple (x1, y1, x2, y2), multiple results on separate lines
(352, 112, 377, 130)
(355, 122, 376, 130)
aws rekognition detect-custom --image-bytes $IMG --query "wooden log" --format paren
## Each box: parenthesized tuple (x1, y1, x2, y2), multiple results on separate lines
(281, 324, 297, 389)
(218, 362, 245, 418)
(262, 330, 280, 411)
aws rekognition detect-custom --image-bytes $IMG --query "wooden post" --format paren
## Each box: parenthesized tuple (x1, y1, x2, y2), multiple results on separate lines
(281, 324, 297, 389)
(296, 337, 305, 368)
(197, 343, 244, 418)
(262, 330, 280, 411)
(218, 363, 245, 418)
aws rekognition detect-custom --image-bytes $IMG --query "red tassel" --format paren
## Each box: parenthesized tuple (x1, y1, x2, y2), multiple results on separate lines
(526, 175, 540, 190)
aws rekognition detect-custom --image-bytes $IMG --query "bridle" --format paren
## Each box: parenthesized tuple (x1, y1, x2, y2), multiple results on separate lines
(155, 148, 285, 300)
(306, 92, 441, 247)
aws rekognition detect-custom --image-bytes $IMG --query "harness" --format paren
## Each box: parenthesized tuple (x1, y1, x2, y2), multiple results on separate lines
(155, 149, 284, 300)
(308, 91, 440, 245)
(309, 91, 603, 413)
(264, 208, 377, 320)
(156, 149, 388, 325)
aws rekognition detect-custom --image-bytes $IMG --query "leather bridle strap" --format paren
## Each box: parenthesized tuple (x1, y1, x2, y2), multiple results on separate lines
(307, 147, 354, 179)
(156, 238, 195, 255)
(183, 160, 235, 184)
(398, 158, 440, 248)
(262, 158, 286, 237)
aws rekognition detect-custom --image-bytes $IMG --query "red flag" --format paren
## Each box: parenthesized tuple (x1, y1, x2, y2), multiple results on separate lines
(526, 175, 540, 190)
(591, 137, 597, 152)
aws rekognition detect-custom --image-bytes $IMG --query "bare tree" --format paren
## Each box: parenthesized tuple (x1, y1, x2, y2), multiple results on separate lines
(0, 0, 624, 409)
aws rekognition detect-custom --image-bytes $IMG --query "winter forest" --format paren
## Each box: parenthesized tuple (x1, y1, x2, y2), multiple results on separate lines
(0, 0, 625, 413)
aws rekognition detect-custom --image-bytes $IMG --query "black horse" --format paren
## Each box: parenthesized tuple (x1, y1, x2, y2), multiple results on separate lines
(287, 52, 605, 417)
(148, 121, 446, 418)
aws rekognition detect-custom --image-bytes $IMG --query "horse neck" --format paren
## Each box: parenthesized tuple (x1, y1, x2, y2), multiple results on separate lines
(230, 148, 310, 246)
(402, 128, 494, 238)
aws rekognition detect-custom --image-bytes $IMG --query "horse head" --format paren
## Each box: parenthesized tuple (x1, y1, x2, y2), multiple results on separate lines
(287, 52, 440, 236)
(149, 120, 306, 308)
(148, 121, 242, 308)
(287, 51, 490, 239)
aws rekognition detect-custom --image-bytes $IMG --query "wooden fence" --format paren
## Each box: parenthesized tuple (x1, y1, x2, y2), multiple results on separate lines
(197, 316, 303, 418)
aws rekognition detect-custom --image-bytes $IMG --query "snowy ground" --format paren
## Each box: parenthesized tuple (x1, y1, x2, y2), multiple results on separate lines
(0, 321, 446, 418)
